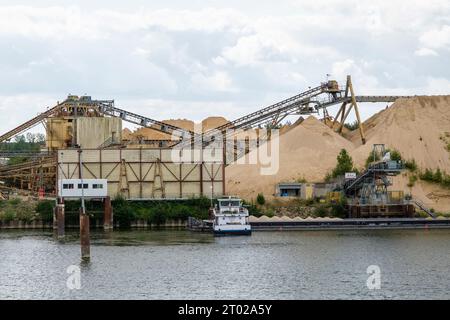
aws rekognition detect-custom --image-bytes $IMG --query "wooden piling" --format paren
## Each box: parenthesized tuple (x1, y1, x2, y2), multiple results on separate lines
(80, 209, 90, 260)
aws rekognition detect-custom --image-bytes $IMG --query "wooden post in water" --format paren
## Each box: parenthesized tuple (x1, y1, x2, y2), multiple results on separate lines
(103, 196, 113, 230)
(78, 149, 90, 260)
(80, 208, 90, 260)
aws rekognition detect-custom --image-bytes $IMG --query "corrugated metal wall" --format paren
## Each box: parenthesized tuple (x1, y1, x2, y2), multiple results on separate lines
(76, 117, 122, 148)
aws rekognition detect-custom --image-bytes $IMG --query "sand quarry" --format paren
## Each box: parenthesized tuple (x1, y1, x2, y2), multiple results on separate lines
(124, 96, 450, 212)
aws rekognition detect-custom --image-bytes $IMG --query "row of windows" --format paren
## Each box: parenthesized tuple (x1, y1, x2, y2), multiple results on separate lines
(62, 183, 104, 190)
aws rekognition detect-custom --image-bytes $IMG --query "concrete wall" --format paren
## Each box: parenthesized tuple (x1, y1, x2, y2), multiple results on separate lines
(57, 148, 225, 199)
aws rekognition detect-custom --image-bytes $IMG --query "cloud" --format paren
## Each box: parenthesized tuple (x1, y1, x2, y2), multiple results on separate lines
(419, 25, 450, 50)
(0, 1, 449, 131)
(415, 48, 439, 57)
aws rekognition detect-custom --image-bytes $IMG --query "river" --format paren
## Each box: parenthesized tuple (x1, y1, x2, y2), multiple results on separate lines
(0, 229, 449, 299)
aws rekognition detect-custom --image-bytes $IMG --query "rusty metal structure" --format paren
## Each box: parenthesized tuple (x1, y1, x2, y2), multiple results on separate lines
(0, 75, 414, 199)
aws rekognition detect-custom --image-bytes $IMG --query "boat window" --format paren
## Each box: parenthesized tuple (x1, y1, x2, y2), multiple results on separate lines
(220, 200, 240, 207)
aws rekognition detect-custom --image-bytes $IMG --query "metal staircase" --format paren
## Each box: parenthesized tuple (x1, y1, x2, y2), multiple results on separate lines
(412, 199, 436, 218)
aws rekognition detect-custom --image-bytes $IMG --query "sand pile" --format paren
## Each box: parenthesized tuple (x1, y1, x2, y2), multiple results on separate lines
(201, 117, 228, 131)
(225, 116, 355, 200)
(349, 96, 450, 170)
(123, 117, 229, 140)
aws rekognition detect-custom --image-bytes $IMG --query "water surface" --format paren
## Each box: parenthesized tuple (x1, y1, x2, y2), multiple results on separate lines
(0, 229, 449, 299)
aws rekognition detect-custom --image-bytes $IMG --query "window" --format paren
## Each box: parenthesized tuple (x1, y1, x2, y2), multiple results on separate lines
(93, 184, 103, 189)
(77, 184, 88, 189)
(63, 184, 74, 189)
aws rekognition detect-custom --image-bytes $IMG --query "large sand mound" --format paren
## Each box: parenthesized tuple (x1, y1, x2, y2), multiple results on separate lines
(350, 96, 450, 170)
(225, 116, 355, 200)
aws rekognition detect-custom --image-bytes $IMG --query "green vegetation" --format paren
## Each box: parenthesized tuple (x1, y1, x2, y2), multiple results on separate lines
(313, 205, 328, 217)
(343, 120, 359, 131)
(404, 159, 418, 172)
(35, 200, 54, 222)
(0, 199, 37, 223)
(256, 193, 266, 205)
(390, 149, 402, 162)
(111, 195, 211, 228)
(0, 134, 45, 165)
(331, 149, 357, 178)
(330, 194, 348, 218)
(419, 168, 450, 188)
(407, 175, 418, 188)
(365, 150, 381, 168)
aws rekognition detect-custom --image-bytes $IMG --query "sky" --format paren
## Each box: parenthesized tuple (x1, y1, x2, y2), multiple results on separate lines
(0, 0, 449, 133)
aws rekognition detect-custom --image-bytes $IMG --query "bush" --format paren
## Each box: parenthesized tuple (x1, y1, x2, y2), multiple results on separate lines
(365, 150, 381, 168)
(313, 205, 328, 217)
(264, 208, 275, 218)
(433, 169, 443, 183)
(113, 197, 136, 228)
(330, 195, 347, 218)
(15, 202, 35, 223)
(404, 159, 417, 171)
(0, 208, 16, 222)
(344, 120, 359, 131)
(407, 175, 418, 188)
(256, 193, 266, 205)
(390, 149, 402, 162)
(420, 168, 434, 181)
(36, 200, 55, 222)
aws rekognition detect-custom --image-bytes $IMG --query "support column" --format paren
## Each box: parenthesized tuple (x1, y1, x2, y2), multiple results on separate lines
(80, 210, 90, 260)
(103, 196, 113, 230)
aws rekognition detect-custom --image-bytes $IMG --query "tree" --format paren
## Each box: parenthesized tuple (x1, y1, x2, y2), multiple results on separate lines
(26, 133, 36, 143)
(36, 133, 46, 144)
(332, 149, 354, 178)
(256, 193, 266, 205)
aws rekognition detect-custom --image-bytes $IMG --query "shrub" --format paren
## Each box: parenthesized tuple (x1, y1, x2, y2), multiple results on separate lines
(404, 159, 417, 172)
(113, 202, 136, 228)
(420, 168, 434, 181)
(390, 149, 402, 162)
(256, 193, 266, 205)
(344, 120, 359, 131)
(407, 175, 418, 188)
(330, 195, 347, 218)
(313, 205, 328, 217)
(0, 208, 15, 222)
(433, 169, 443, 183)
(36, 200, 55, 222)
(264, 208, 275, 218)
(365, 150, 381, 168)
(15, 202, 35, 223)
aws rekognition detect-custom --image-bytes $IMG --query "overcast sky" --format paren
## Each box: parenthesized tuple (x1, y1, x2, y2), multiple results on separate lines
(0, 0, 449, 133)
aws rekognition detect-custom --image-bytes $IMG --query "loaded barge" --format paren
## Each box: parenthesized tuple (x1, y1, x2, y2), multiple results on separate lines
(187, 217, 450, 232)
